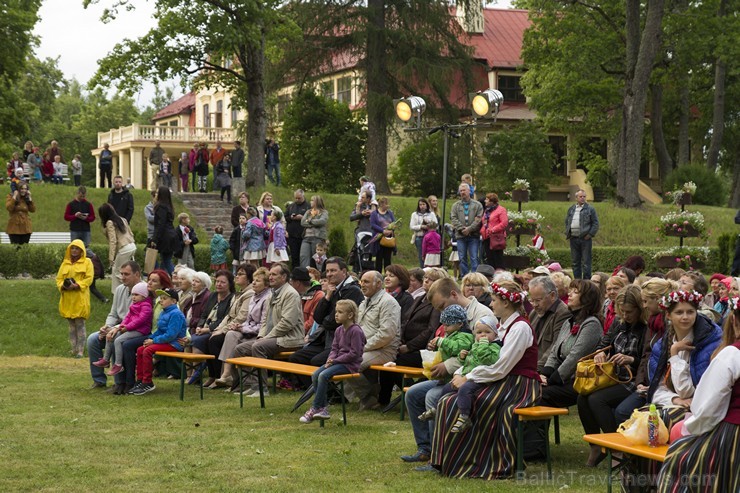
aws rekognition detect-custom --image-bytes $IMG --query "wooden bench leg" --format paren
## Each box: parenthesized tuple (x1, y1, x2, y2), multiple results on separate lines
(239, 368, 245, 409)
(179, 360, 186, 401)
(606, 449, 613, 493)
(400, 390, 406, 421)
(340, 381, 347, 426)
(257, 370, 266, 408)
(554, 415, 560, 445)
(199, 362, 205, 400)
(545, 419, 552, 480)
(272, 371, 277, 394)
(516, 417, 524, 478)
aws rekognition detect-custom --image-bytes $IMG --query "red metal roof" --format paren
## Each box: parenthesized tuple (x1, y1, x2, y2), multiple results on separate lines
(153, 92, 195, 121)
(465, 8, 530, 69)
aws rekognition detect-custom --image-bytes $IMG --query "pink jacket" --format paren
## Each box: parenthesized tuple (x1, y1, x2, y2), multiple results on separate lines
(120, 297, 153, 335)
(481, 205, 508, 240)
(422, 230, 441, 257)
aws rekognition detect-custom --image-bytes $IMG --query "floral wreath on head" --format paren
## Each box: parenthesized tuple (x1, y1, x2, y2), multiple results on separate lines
(658, 290, 704, 311)
(730, 296, 740, 312)
(491, 283, 527, 304)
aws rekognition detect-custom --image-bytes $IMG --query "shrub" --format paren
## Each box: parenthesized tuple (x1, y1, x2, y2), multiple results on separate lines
(327, 227, 348, 259)
(662, 164, 727, 206)
(716, 233, 735, 274)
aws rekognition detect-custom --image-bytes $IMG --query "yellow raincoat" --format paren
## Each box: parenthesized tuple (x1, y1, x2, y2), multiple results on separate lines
(56, 239, 94, 319)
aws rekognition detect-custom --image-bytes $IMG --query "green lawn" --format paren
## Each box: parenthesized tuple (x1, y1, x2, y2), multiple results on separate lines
(2, 279, 611, 492)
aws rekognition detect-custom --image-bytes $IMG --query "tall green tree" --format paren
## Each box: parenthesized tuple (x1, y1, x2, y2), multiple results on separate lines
(284, 1, 478, 193)
(281, 90, 366, 193)
(84, 0, 300, 187)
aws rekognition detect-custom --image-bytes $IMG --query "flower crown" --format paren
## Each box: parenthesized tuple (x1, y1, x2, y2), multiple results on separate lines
(491, 283, 526, 304)
(731, 296, 740, 312)
(658, 290, 703, 311)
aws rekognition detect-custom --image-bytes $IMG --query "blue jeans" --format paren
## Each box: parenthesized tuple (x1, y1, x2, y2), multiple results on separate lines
(267, 163, 281, 186)
(159, 253, 174, 275)
(405, 380, 445, 455)
(414, 236, 424, 268)
(456, 235, 479, 277)
(569, 237, 593, 279)
(312, 363, 350, 408)
(87, 332, 108, 385)
(614, 391, 646, 424)
(71, 231, 91, 248)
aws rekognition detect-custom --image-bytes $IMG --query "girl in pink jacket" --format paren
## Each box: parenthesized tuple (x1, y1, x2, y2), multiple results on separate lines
(93, 282, 153, 376)
(422, 226, 442, 267)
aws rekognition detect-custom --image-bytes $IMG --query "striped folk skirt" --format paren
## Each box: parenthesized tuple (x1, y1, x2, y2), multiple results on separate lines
(430, 374, 541, 479)
(657, 421, 740, 493)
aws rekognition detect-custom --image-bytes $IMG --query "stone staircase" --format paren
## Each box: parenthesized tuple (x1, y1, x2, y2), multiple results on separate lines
(180, 192, 235, 239)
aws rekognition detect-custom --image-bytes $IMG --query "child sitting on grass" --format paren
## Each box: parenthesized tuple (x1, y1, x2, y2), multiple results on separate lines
(434, 316, 502, 432)
(300, 300, 366, 423)
(418, 304, 474, 421)
(92, 282, 153, 375)
(210, 225, 230, 274)
(129, 288, 187, 395)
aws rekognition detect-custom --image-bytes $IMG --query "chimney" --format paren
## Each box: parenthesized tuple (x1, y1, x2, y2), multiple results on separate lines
(456, 0, 485, 34)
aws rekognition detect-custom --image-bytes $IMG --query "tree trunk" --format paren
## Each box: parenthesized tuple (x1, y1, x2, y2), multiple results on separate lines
(244, 36, 267, 189)
(729, 153, 740, 208)
(677, 81, 690, 165)
(706, 58, 727, 171)
(616, 0, 665, 208)
(650, 83, 673, 188)
(364, 0, 390, 193)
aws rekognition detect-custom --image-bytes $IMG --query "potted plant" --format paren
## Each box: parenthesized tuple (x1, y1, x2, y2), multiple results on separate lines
(653, 247, 709, 271)
(510, 179, 530, 203)
(584, 155, 613, 203)
(664, 181, 697, 206)
(658, 210, 706, 239)
(506, 210, 543, 236)
(503, 245, 549, 270)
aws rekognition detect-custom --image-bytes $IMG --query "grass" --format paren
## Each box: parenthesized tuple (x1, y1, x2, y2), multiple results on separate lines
(3, 279, 611, 492)
(17, 183, 734, 268)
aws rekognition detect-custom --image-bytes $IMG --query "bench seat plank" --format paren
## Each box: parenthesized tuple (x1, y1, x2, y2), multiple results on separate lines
(583, 432, 668, 462)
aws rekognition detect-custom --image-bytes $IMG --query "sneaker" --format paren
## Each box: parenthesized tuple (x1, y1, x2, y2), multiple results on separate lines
(246, 389, 268, 398)
(300, 407, 318, 423)
(107, 364, 123, 376)
(131, 383, 156, 395)
(277, 378, 295, 391)
(451, 414, 471, 433)
(313, 407, 331, 420)
(127, 382, 144, 395)
(92, 358, 110, 368)
(418, 408, 436, 421)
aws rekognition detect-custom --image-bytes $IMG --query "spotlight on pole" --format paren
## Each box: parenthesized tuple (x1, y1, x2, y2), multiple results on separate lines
(394, 96, 426, 128)
(470, 89, 504, 120)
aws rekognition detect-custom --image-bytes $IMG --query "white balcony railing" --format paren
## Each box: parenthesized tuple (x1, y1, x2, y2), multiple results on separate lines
(97, 124, 236, 149)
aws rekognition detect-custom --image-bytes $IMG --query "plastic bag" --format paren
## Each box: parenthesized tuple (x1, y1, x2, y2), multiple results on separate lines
(421, 350, 444, 380)
(617, 408, 669, 445)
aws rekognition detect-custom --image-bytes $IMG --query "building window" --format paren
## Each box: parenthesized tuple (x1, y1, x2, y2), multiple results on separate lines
(337, 76, 352, 104)
(231, 107, 238, 127)
(169, 121, 177, 127)
(203, 104, 210, 127)
(320, 81, 334, 100)
(277, 94, 291, 121)
(498, 75, 525, 103)
(215, 100, 223, 128)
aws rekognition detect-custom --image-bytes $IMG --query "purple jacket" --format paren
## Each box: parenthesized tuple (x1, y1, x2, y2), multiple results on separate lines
(327, 323, 367, 373)
(422, 230, 441, 257)
(241, 288, 271, 336)
(120, 298, 153, 335)
(270, 222, 287, 250)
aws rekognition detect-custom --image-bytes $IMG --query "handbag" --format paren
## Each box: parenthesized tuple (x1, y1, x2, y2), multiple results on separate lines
(144, 247, 158, 274)
(573, 346, 633, 396)
(380, 235, 396, 248)
(489, 232, 506, 250)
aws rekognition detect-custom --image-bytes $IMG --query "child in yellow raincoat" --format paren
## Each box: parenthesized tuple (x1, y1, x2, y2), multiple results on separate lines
(56, 239, 94, 357)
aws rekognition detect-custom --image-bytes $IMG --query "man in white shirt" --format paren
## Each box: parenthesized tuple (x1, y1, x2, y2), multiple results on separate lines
(565, 189, 599, 279)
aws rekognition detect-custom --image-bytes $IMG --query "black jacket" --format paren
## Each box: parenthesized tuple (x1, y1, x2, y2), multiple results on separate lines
(229, 226, 243, 260)
(107, 189, 134, 223)
(151, 205, 176, 255)
(174, 225, 199, 259)
(285, 200, 309, 238)
(197, 291, 235, 331)
(310, 277, 364, 349)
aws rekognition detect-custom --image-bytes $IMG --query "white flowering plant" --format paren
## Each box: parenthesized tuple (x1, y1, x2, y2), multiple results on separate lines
(657, 210, 707, 239)
(664, 181, 697, 205)
(507, 210, 544, 229)
(504, 245, 549, 265)
(653, 246, 710, 269)
(512, 179, 530, 191)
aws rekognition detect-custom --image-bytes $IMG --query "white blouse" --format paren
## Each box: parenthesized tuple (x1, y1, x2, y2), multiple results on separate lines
(684, 345, 740, 436)
(409, 212, 436, 237)
(652, 332, 696, 407)
(462, 312, 533, 384)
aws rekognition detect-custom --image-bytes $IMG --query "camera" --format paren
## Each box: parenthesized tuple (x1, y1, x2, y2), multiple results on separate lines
(63, 278, 75, 288)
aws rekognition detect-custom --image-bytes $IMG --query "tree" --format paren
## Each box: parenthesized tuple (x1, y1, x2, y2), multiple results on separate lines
(280, 89, 366, 193)
(84, 0, 298, 188)
(284, 1, 478, 193)
(478, 122, 555, 200)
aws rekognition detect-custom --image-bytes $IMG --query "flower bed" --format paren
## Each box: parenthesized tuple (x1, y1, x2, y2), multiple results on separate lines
(658, 210, 706, 239)
(653, 247, 709, 271)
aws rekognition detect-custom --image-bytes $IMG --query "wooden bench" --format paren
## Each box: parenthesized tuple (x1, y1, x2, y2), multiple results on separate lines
(0, 232, 71, 244)
(154, 351, 215, 401)
(514, 406, 570, 479)
(583, 432, 669, 493)
(369, 364, 425, 421)
(226, 356, 360, 426)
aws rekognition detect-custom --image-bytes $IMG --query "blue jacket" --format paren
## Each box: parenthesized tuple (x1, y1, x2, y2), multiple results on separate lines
(151, 304, 187, 350)
(647, 313, 722, 402)
(564, 202, 599, 239)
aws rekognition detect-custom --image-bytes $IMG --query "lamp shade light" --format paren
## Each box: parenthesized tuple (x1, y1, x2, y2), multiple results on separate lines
(470, 89, 504, 119)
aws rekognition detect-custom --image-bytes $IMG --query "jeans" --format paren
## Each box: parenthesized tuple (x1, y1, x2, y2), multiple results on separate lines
(414, 236, 424, 268)
(267, 163, 281, 186)
(120, 334, 147, 386)
(312, 364, 350, 408)
(614, 391, 646, 424)
(569, 237, 593, 279)
(159, 253, 174, 275)
(100, 168, 112, 188)
(456, 235, 479, 277)
(88, 332, 107, 386)
(290, 344, 330, 389)
(300, 237, 322, 268)
(70, 231, 91, 248)
(405, 380, 445, 455)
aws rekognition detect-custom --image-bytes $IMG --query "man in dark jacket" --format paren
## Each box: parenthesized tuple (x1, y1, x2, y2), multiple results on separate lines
(99, 143, 113, 188)
(64, 186, 96, 247)
(285, 189, 309, 268)
(289, 257, 364, 387)
(107, 175, 135, 223)
(564, 189, 599, 279)
(528, 276, 571, 372)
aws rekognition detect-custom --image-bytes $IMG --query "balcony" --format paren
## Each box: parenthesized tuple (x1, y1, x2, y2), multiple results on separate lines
(96, 123, 236, 148)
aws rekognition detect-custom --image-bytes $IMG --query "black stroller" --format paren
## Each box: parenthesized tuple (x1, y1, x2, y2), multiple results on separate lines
(349, 231, 374, 273)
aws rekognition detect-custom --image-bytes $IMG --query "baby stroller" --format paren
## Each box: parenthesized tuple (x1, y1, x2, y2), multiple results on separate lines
(349, 231, 374, 273)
